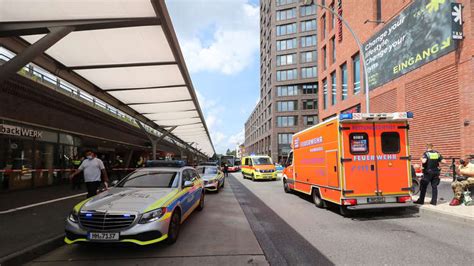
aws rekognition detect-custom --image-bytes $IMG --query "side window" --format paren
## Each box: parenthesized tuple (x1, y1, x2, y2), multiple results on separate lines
(381, 132, 400, 154)
(286, 151, 293, 165)
(349, 133, 369, 155)
(249, 159, 253, 166)
(182, 170, 192, 185)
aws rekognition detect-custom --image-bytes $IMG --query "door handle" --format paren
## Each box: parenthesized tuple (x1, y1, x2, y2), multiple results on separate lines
(371, 165, 375, 171)
(334, 166, 337, 172)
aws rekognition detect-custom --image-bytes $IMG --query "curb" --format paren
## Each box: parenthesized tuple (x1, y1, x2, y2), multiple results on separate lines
(0, 234, 64, 266)
(411, 205, 474, 226)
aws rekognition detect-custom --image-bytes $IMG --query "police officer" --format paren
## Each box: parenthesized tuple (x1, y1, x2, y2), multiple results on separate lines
(415, 143, 446, 205)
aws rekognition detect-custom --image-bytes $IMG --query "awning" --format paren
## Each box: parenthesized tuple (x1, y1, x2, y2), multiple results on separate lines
(0, 0, 215, 157)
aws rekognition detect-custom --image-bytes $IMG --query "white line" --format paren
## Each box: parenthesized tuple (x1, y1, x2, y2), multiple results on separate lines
(0, 193, 86, 214)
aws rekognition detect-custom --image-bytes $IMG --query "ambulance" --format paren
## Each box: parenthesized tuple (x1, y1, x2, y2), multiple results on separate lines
(241, 155, 277, 181)
(282, 112, 414, 216)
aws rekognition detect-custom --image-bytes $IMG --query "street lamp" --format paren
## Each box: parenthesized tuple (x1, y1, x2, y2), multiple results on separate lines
(314, 3, 371, 113)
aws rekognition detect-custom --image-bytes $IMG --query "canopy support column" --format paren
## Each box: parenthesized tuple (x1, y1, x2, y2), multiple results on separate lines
(136, 120, 176, 160)
(0, 26, 74, 83)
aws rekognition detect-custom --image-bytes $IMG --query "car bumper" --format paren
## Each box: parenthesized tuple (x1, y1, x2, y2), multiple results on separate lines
(64, 213, 171, 245)
(347, 202, 415, 210)
(204, 181, 219, 191)
(254, 172, 277, 180)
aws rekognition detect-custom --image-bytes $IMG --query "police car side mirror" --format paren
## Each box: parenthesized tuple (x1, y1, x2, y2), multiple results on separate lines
(111, 180, 119, 186)
(183, 181, 193, 188)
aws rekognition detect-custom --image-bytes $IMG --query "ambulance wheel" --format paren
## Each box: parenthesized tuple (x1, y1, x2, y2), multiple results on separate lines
(283, 179, 292, 193)
(251, 174, 255, 182)
(312, 188, 326, 208)
(339, 206, 352, 217)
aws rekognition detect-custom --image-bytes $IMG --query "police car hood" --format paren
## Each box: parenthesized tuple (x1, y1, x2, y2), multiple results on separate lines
(81, 187, 178, 213)
(201, 174, 218, 180)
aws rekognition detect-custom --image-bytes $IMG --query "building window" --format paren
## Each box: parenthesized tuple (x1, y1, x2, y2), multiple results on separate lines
(303, 115, 318, 126)
(276, 0, 297, 6)
(276, 53, 297, 66)
(301, 35, 317, 48)
(353, 53, 361, 94)
(301, 51, 317, 63)
(302, 83, 318, 94)
(341, 62, 348, 100)
(277, 85, 298, 96)
(331, 71, 337, 105)
(276, 23, 297, 36)
(302, 99, 317, 110)
(276, 8, 296, 21)
(277, 38, 297, 51)
(276, 69, 297, 81)
(301, 19, 317, 32)
(323, 78, 327, 110)
(278, 133, 294, 144)
(330, 3, 335, 29)
(277, 116, 297, 127)
(321, 14, 326, 40)
(330, 37, 336, 64)
(322, 46, 327, 70)
(300, 4, 316, 16)
(301, 66, 317, 79)
(277, 101, 297, 112)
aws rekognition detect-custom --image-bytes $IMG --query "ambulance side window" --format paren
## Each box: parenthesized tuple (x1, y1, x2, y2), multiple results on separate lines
(349, 133, 369, 155)
(286, 152, 293, 166)
(381, 132, 400, 154)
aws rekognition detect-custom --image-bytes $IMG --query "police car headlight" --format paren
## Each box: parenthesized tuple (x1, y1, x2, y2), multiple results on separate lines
(68, 211, 78, 223)
(139, 208, 166, 224)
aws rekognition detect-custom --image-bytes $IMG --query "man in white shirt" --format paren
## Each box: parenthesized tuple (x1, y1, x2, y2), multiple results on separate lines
(70, 150, 109, 198)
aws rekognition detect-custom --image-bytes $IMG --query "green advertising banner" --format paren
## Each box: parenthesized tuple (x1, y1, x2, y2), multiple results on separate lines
(363, 0, 456, 90)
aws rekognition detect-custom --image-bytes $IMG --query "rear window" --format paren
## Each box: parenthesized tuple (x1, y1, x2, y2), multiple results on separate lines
(349, 133, 369, 154)
(381, 132, 400, 154)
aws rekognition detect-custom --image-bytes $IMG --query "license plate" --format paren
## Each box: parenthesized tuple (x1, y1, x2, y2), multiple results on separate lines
(88, 232, 119, 241)
(368, 197, 385, 204)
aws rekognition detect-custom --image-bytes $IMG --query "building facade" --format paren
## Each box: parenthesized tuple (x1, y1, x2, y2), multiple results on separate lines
(245, 0, 320, 163)
(317, 0, 473, 161)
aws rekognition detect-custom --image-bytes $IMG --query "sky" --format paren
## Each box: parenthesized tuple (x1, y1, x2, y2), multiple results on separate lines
(166, 0, 260, 155)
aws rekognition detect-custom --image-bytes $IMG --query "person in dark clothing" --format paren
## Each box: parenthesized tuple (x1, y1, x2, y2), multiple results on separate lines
(223, 163, 229, 177)
(415, 143, 446, 205)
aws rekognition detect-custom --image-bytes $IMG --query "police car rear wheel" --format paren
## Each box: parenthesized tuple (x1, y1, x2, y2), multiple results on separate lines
(165, 211, 180, 245)
(197, 192, 205, 211)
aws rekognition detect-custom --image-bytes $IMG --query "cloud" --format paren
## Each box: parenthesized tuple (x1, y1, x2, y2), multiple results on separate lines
(167, 0, 259, 75)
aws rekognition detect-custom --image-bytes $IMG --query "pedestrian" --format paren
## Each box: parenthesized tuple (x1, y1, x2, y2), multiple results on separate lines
(223, 163, 229, 177)
(71, 156, 83, 190)
(70, 150, 109, 198)
(449, 156, 474, 206)
(414, 143, 446, 205)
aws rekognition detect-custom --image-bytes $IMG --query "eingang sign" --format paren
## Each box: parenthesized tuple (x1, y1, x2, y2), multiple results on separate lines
(363, 0, 456, 90)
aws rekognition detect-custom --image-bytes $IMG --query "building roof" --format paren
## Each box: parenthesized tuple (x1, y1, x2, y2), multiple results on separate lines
(0, 0, 215, 157)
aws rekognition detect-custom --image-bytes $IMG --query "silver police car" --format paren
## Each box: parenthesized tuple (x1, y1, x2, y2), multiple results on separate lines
(65, 161, 204, 245)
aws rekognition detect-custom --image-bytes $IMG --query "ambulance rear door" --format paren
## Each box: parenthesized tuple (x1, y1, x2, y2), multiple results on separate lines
(341, 123, 378, 197)
(373, 122, 411, 195)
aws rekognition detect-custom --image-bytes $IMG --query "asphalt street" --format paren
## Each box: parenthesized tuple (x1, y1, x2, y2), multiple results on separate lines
(2, 172, 473, 265)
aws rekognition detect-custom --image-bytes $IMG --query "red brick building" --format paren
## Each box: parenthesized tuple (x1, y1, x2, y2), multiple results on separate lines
(318, 0, 473, 163)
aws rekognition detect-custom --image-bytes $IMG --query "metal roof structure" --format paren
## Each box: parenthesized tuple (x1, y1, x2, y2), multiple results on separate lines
(0, 0, 215, 157)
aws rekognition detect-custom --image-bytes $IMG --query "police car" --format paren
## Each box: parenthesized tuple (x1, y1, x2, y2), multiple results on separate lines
(65, 160, 205, 245)
(196, 165, 224, 192)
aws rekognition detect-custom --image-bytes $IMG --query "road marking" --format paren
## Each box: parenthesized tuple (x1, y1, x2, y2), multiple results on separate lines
(0, 193, 86, 214)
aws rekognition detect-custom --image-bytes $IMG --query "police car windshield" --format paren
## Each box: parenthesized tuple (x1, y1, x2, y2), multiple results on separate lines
(117, 171, 179, 188)
(197, 167, 218, 175)
(253, 157, 272, 165)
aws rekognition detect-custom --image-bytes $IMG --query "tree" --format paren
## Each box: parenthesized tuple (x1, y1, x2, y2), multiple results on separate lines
(226, 149, 236, 156)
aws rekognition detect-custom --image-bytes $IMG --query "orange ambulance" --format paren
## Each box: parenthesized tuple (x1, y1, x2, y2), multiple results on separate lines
(282, 112, 414, 216)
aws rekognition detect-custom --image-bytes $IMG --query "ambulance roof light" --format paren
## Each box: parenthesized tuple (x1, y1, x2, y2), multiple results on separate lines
(339, 113, 353, 120)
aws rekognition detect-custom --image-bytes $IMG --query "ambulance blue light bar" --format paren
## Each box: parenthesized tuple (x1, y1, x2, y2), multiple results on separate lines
(339, 113, 353, 120)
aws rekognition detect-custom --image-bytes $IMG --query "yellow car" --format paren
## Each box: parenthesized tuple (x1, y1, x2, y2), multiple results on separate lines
(241, 156, 277, 181)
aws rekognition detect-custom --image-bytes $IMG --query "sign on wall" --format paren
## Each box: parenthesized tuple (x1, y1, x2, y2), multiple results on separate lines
(363, 0, 457, 90)
(451, 3, 463, 40)
(0, 124, 43, 138)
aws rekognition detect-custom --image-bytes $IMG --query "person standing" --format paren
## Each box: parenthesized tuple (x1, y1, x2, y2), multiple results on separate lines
(415, 143, 446, 205)
(449, 156, 474, 206)
(71, 156, 83, 190)
(223, 163, 229, 178)
(70, 150, 109, 198)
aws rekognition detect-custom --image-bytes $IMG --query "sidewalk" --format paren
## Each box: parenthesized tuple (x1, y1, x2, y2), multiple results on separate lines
(412, 195, 474, 223)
